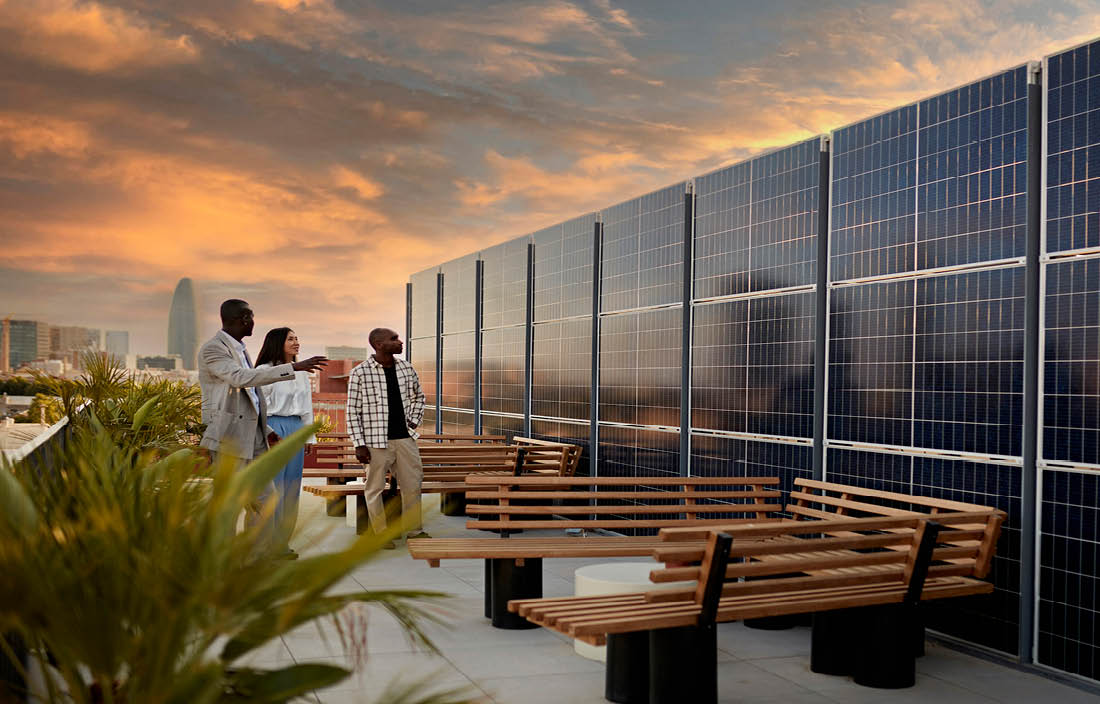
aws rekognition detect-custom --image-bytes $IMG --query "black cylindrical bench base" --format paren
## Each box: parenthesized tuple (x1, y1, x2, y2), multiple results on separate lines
(650, 625, 717, 704)
(489, 558, 543, 629)
(605, 631, 650, 704)
(441, 491, 467, 516)
(852, 604, 918, 689)
(811, 609, 858, 675)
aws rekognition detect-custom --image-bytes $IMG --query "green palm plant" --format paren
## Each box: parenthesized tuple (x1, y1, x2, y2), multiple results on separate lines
(0, 422, 474, 704)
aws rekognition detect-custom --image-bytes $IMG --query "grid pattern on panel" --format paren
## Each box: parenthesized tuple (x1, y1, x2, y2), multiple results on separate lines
(530, 419, 591, 476)
(690, 434, 812, 509)
(533, 213, 596, 323)
(441, 332, 476, 409)
(827, 280, 915, 447)
(598, 308, 681, 427)
(482, 237, 528, 330)
(917, 66, 1030, 268)
(1039, 470, 1100, 678)
(597, 426, 680, 478)
(440, 409, 476, 435)
(831, 105, 918, 282)
(914, 267, 1026, 457)
(480, 326, 525, 415)
(409, 269, 437, 340)
(601, 184, 684, 313)
(824, 447, 913, 494)
(1044, 252, 1100, 468)
(749, 140, 820, 292)
(746, 292, 816, 439)
(441, 253, 478, 334)
(409, 337, 437, 402)
(695, 161, 751, 298)
(421, 407, 437, 434)
(531, 318, 591, 421)
(691, 301, 747, 433)
(915, 458, 1021, 655)
(1047, 42, 1100, 253)
(480, 412, 525, 442)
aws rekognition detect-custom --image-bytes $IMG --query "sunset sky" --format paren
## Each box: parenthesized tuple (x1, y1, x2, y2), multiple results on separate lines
(3, 0, 1100, 357)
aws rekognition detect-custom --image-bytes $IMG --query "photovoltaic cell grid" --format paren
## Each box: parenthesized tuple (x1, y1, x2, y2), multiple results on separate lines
(480, 412, 524, 442)
(531, 318, 591, 421)
(1043, 257, 1100, 467)
(480, 326, 525, 415)
(481, 237, 528, 330)
(917, 66, 1030, 269)
(440, 409, 475, 435)
(533, 213, 597, 323)
(421, 407, 437, 434)
(409, 268, 438, 340)
(441, 253, 478, 334)
(1039, 470, 1100, 678)
(694, 139, 820, 299)
(691, 293, 815, 439)
(690, 434, 812, 507)
(598, 307, 681, 427)
(530, 418, 591, 476)
(1047, 41, 1100, 253)
(409, 333, 437, 404)
(596, 425, 680, 479)
(831, 105, 918, 282)
(601, 183, 685, 313)
(441, 331, 476, 410)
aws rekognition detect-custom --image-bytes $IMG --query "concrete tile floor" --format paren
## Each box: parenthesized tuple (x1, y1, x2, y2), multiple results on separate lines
(283, 486, 1097, 704)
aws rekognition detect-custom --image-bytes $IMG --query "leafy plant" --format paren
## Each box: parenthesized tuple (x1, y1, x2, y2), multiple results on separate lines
(0, 423, 473, 704)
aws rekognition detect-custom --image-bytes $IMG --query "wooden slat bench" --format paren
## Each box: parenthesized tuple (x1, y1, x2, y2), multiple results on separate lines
(510, 510, 1004, 703)
(512, 437, 583, 477)
(407, 475, 782, 627)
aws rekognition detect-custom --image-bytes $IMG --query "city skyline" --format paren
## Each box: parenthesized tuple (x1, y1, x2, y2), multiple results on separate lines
(4, 2, 1100, 358)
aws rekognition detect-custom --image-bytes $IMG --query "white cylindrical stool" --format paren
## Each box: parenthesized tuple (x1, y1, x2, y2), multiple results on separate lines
(573, 562, 694, 661)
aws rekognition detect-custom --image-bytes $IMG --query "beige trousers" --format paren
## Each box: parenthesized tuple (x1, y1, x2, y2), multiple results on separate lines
(364, 437, 423, 535)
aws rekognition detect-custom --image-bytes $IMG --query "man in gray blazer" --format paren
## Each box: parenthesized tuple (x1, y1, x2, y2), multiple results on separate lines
(198, 299, 326, 549)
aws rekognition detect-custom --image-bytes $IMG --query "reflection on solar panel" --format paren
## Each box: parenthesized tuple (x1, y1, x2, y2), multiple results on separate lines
(531, 418, 591, 475)
(598, 307, 681, 427)
(1043, 257, 1100, 466)
(409, 333, 437, 402)
(480, 412, 524, 442)
(533, 213, 597, 322)
(409, 268, 438, 340)
(601, 184, 685, 312)
(482, 237, 528, 330)
(480, 326, 525, 415)
(441, 253, 478, 334)
(691, 300, 748, 433)
(695, 138, 820, 298)
(918, 66, 1030, 268)
(690, 434, 812, 504)
(831, 105, 918, 281)
(441, 331, 476, 409)
(440, 409, 476, 435)
(828, 279, 915, 447)
(1047, 42, 1100, 253)
(531, 318, 591, 421)
(597, 425, 679, 478)
(747, 292, 816, 438)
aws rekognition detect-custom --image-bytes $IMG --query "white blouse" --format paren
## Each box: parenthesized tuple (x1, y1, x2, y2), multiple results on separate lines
(256, 365, 315, 442)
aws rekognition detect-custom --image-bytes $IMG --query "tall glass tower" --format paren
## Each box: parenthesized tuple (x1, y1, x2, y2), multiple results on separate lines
(167, 277, 198, 369)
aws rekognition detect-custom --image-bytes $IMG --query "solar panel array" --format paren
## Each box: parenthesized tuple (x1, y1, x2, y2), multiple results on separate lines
(1038, 41, 1100, 681)
(405, 39, 1100, 683)
(440, 253, 479, 335)
(408, 267, 440, 430)
(441, 332, 476, 410)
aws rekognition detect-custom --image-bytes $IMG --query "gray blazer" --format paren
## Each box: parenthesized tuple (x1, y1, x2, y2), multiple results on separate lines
(198, 331, 295, 459)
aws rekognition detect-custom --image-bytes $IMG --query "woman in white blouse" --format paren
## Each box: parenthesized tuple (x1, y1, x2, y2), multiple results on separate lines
(255, 327, 315, 559)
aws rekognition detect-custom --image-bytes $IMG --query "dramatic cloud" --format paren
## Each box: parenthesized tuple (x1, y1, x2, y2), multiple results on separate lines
(1, 0, 1099, 356)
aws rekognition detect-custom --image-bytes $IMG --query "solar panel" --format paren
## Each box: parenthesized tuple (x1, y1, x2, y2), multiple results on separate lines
(530, 418, 591, 475)
(690, 434, 812, 505)
(440, 331, 476, 410)
(481, 236, 528, 330)
(531, 318, 591, 421)
(409, 268, 438, 340)
(694, 138, 820, 299)
(480, 325, 525, 415)
(480, 412, 524, 441)
(746, 292, 816, 439)
(409, 333, 437, 407)
(441, 253, 479, 334)
(598, 307, 681, 427)
(440, 409, 476, 435)
(533, 213, 597, 323)
(597, 425, 680, 478)
(691, 300, 748, 433)
(601, 184, 686, 313)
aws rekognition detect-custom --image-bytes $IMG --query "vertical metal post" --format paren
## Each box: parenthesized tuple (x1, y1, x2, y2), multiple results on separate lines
(524, 242, 535, 437)
(435, 272, 444, 434)
(680, 185, 694, 477)
(1018, 64, 1042, 664)
(813, 138, 831, 481)
(591, 220, 602, 476)
(474, 259, 484, 435)
(405, 282, 412, 361)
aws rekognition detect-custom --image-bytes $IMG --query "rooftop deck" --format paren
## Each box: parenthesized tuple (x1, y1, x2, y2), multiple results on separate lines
(281, 486, 1097, 704)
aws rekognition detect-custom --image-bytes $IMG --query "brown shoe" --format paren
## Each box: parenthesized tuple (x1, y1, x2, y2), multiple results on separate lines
(381, 540, 397, 550)
(406, 531, 431, 540)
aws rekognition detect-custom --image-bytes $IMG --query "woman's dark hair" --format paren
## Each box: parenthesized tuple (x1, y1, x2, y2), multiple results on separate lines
(255, 327, 296, 366)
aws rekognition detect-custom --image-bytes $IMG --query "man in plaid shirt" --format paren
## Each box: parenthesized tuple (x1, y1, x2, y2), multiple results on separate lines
(347, 328, 430, 547)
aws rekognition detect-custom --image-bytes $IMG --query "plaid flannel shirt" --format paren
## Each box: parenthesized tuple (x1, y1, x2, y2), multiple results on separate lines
(347, 356, 426, 448)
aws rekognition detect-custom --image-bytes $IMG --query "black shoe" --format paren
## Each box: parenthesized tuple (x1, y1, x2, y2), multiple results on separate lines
(406, 531, 431, 540)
